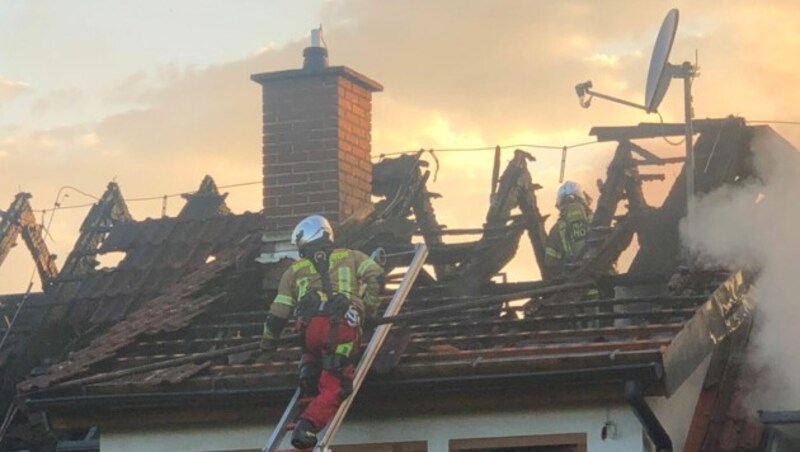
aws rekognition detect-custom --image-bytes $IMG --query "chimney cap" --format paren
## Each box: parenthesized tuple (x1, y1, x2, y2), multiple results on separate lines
(303, 26, 328, 71)
(310, 26, 325, 48)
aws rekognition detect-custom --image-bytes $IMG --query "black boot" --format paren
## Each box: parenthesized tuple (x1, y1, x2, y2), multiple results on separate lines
(291, 418, 318, 450)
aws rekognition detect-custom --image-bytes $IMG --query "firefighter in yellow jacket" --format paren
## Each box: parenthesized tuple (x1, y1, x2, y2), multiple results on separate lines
(260, 215, 383, 450)
(544, 181, 593, 279)
(543, 181, 603, 328)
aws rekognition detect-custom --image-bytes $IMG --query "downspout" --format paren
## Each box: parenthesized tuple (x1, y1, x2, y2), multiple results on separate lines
(625, 380, 673, 452)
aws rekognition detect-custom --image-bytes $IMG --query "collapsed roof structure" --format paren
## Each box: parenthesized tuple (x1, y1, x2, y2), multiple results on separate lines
(0, 117, 786, 451)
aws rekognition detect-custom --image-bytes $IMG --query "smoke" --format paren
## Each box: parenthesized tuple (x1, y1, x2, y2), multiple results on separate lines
(681, 128, 800, 410)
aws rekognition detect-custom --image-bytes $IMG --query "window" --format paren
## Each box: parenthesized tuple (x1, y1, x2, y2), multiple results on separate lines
(331, 441, 427, 452)
(450, 433, 587, 452)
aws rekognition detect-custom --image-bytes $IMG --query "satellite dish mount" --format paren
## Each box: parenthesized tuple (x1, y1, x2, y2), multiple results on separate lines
(575, 8, 699, 208)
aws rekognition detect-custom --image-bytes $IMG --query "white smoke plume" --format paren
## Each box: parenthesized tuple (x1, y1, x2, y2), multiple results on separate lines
(681, 127, 800, 410)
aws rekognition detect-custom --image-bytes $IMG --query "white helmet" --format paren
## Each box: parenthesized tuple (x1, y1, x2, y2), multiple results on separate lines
(291, 215, 334, 252)
(556, 181, 587, 208)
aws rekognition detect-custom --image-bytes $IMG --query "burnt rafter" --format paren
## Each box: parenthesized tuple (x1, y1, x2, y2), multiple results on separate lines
(370, 153, 447, 277)
(178, 175, 231, 220)
(487, 149, 548, 276)
(629, 118, 755, 275)
(572, 140, 650, 280)
(0, 193, 58, 288)
(449, 149, 547, 293)
(592, 142, 636, 229)
(589, 117, 745, 143)
(368, 150, 549, 291)
(50, 183, 132, 297)
(527, 140, 651, 311)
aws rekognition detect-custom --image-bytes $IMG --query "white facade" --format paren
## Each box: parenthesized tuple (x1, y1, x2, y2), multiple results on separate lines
(101, 357, 710, 452)
(104, 406, 636, 452)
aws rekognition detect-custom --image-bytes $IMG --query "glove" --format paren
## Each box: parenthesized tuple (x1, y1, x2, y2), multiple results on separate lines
(260, 334, 277, 352)
(260, 321, 278, 352)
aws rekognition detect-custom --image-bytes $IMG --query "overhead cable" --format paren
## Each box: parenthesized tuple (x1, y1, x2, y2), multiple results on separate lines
(373, 140, 601, 161)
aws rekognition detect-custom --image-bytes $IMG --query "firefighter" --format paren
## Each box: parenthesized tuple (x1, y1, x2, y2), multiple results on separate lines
(259, 215, 383, 450)
(543, 181, 604, 327)
(543, 180, 594, 279)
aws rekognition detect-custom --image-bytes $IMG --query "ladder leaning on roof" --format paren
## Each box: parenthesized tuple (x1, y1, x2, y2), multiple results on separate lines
(262, 243, 429, 452)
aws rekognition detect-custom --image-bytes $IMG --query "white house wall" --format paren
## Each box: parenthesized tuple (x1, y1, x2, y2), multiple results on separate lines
(101, 359, 711, 452)
(103, 404, 644, 452)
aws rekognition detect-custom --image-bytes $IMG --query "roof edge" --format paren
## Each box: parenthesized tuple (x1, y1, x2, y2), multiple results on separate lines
(26, 363, 663, 413)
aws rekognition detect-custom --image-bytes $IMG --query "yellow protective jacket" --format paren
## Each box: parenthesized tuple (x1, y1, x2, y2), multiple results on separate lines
(544, 202, 593, 278)
(268, 248, 384, 320)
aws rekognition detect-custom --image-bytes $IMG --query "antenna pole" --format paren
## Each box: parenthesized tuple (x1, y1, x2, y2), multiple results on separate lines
(679, 62, 696, 216)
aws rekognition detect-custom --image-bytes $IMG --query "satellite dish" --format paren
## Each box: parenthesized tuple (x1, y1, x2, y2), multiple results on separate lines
(575, 8, 699, 213)
(644, 9, 679, 113)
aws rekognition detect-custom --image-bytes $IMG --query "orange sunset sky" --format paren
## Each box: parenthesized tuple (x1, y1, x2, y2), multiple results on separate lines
(1, 0, 799, 293)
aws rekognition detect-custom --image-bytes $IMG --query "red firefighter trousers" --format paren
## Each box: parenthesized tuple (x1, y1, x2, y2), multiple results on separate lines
(300, 316, 360, 431)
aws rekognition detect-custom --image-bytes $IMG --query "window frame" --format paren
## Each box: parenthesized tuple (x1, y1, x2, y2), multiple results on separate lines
(331, 440, 428, 452)
(449, 432, 587, 452)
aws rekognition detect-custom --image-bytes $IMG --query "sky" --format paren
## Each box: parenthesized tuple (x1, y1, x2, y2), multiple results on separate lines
(1, 0, 800, 294)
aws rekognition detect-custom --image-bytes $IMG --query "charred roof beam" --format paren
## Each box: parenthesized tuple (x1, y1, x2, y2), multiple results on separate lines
(371, 154, 447, 278)
(0, 193, 58, 288)
(451, 149, 545, 293)
(573, 141, 648, 279)
(178, 175, 231, 220)
(55, 183, 132, 286)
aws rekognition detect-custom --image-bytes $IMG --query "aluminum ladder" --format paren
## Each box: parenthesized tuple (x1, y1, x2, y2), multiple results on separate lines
(262, 244, 428, 452)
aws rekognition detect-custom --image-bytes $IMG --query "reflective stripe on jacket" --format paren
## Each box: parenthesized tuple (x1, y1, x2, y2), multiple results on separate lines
(269, 248, 384, 320)
(544, 202, 593, 278)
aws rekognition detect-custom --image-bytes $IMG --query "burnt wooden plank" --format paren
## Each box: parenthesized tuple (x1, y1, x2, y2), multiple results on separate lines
(401, 308, 696, 332)
(387, 349, 665, 378)
(590, 118, 744, 142)
(406, 339, 671, 362)
(408, 323, 683, 344)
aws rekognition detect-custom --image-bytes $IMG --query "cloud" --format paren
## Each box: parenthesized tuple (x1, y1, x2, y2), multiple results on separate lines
(255, 42, 279, 55)
(105, 64, 194, 106)
(0, 76, 30, 99)
(93, 59, 266, 160)
(31, 87, 84, 114)
(586, 54, 622, 67)
(0, 125, 95, 154)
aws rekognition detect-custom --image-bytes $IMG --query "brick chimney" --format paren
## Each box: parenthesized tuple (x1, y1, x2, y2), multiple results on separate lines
(251, 30, 383, 231)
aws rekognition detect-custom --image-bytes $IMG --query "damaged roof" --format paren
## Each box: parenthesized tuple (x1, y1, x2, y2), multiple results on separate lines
(0, 293, 49, 368)
(63, 212, 264, 326)
(17, 119, 765, 417)
(22, 270, 748, 408)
